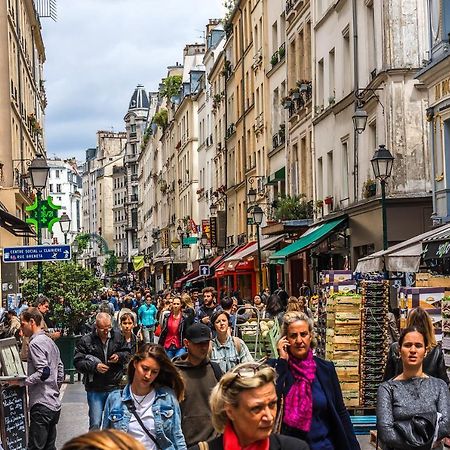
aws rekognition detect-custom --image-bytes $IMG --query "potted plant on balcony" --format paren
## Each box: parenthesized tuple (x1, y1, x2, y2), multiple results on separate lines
(273, 194, 314, 221)
(278, 44, 286, 59)
(290, 87, 301, 100)
(271, 51, 279, 66)
(363, 178, 377, 198)
(281, 96, 292, 109)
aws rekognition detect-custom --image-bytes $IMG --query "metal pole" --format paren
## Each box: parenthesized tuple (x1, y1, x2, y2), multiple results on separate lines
(381, 179, 388, 250)
(64, 233, 68, 245)
(37, 190, 43, 294)
(256, 223, 262, 294)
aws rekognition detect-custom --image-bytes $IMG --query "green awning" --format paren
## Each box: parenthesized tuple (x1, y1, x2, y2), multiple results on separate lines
(267, 167, 286, 185)
(269, 217, 347, 263)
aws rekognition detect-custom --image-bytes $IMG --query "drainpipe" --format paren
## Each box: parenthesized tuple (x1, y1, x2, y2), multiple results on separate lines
(224, 52, 229, 248)
(429, 113, 437, 216)
(352, 0, 359, 201)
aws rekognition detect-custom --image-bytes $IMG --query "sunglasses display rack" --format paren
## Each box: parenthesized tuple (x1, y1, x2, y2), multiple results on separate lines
(360, 281, 389, 408)
(442, 297, 450, 380)
(325, 293, 362, 407)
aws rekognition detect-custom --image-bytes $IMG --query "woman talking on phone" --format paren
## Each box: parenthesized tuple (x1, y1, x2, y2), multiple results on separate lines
(272, 312, 360, 450)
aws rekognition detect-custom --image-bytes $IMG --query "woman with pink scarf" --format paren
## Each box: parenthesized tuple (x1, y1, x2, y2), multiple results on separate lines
(272, 312, 360, 450)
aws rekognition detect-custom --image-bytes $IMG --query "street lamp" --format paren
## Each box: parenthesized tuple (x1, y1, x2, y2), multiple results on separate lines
(371, 144, 394, 250)
(209, 203, 217, 216)
(352, 107, 368, 134)
(169, 248, 175, 289)
(247, 187, 257, 204)
(72, 240, 79, 263)
(29, 154, 50, 294)
(59, 212, 71, 244)
(200, 232, 208, 262)
(252, 205, 264, 294)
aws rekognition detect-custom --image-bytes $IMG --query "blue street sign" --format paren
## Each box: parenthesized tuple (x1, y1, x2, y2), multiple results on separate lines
(3, 245, 71, 263)
(199, 264, 210, 277)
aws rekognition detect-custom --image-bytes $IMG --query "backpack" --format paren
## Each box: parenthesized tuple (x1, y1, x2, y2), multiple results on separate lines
(209, 361, 223, 382)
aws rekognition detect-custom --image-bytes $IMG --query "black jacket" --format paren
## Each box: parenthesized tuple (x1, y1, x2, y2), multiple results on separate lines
(74, 329, 130, 392)
(271, 357, 360, 450)
(383, 341, 450, 384)
(158, 310, 194, 348)
(188, 434, 309, 450)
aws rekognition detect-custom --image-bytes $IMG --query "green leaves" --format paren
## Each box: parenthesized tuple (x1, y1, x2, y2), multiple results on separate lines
(20, 262, 102, 334)
(160, 75, 182, 101)
(273, 194, 314, 221)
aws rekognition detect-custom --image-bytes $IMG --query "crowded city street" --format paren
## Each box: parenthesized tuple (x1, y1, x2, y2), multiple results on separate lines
(1, 0, 450, 449)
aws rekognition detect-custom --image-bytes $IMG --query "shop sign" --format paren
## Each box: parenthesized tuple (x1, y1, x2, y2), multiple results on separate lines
(210, 217, 218, 248)
(423, 240, 450, 259)
(202, 219, 211, 248)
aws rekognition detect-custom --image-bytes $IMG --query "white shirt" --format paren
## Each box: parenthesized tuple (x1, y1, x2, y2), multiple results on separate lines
(128, 390, 157, 450)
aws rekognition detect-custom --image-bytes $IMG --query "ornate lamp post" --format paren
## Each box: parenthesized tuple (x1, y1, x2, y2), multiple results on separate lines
(200, 232, 208, 263)
(371, 144, 394, 250)
(59, 212, 71, 245)
(29, 154, 50, 294)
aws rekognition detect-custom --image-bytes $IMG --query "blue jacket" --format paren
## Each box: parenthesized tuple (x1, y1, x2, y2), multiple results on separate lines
(103, 384, 186, 450)
(137, 303, 158, 327)
(271, 356, 360, 450)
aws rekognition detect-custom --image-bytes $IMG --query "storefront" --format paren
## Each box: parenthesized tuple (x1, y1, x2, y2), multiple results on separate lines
(269, 217, 348, 293)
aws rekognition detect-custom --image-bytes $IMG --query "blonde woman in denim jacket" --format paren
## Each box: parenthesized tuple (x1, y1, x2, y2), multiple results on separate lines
(103, 343, 186, 450)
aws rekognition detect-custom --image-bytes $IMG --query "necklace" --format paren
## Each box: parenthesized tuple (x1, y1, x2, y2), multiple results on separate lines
(132, 390, 151, 406)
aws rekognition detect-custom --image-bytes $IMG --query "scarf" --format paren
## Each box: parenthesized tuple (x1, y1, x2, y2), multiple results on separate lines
(223, 422, 269, 450)
(283, 349, 316, 431)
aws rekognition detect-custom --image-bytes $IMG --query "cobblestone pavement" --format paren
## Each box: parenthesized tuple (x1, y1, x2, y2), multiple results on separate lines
(56, 381, 374, 449)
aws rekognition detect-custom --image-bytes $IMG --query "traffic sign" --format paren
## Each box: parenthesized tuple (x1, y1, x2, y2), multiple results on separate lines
(199, 264, 210, 277)
(3, 245, 71, 263)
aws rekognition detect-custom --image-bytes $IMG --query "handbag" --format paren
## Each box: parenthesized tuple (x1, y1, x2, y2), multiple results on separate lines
(393, 412, 437, 450)
(125, 400, 161, 449)
(154, 324, 161, 337)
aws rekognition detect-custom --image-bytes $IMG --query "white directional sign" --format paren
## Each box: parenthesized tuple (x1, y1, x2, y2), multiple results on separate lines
(199, 264, 210, 277)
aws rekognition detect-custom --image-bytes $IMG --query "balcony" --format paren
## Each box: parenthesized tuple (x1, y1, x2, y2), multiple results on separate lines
(252, 48, 263, 71)
(286, 0, 304, 22)
(225, 123, 236, 140)
(131, 173, 138, 182)
(272, 126, 285, 150)
(253, 113, 264, 134)
(130, 194, 138, 203)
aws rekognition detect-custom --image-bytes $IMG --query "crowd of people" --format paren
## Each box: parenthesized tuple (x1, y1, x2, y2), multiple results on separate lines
(7, 278, 450, 450)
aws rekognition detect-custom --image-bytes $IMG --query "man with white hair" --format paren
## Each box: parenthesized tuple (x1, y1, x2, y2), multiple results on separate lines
(74, 312, 130, 429)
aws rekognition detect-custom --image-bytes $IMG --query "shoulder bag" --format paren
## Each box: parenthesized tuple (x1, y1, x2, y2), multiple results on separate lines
(125, 400, 161, 449)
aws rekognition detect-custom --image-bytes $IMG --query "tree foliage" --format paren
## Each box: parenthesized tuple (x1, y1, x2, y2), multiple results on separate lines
(152, 109, 168, 129)
(104, 252, 119, 275)
(20, 262, 102, 334)
(273, 194, 314, 221)
(160, 75, 182, 101)
(74, 233, 90, 252)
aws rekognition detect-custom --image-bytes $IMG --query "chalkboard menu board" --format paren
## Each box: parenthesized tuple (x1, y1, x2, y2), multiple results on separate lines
(0, 385, 27, 450)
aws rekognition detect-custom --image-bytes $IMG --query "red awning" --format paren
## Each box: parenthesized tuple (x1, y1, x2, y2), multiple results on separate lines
(174, 269, 198, 289)
(215, 242, 256, 277)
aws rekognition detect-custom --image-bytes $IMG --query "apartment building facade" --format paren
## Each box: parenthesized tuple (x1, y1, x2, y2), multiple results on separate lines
(312, 0, 431, 269)
(47, 158, 82, 245)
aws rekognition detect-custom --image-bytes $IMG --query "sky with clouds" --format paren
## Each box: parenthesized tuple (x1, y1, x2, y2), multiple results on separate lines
(41, 0, 224, 161)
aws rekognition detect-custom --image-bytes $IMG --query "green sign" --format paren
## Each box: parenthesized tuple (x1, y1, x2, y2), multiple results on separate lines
(247, 217, 254, 225)
(26, 196, 61, 232)
(183, 236, 198, 245)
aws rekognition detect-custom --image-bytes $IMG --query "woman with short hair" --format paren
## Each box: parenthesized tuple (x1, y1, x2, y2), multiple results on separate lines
(103, 343, 186, 449)
(377, 326, 450, 449)
(188, 362, 309, 450)
(273, 311, 359, 449)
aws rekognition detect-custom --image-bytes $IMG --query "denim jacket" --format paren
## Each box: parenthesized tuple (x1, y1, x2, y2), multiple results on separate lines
(103, 384, 186, 450)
